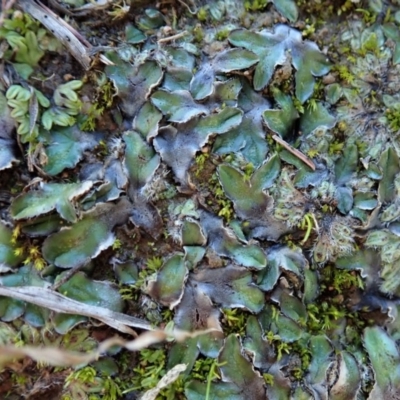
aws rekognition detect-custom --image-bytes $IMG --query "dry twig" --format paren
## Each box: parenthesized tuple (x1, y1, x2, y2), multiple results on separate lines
(272, 134, 316, 171)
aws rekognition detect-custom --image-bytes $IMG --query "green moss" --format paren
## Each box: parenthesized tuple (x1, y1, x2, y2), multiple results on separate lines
(129, 348, 185, 398)
(213, 179, 235, 221)
(263, 373, 274, 385)
(215, 28, 231, 41)
(385, 107, 400, 131)
(80, 76, 115, 132)
(132, 348, 167, 390)
(63, 366, 122, 400)
(301, 21, 316, 38)
(320, 265, 364, 294)
(194, 153, 210, 177)
(197, 7, 208, 22)
(334, 65, 355, 85)
(356, 8, 377, 25)
(193, 24, 204, 42)
(244, 0, 268, 12)
(221, 308, 248, 336)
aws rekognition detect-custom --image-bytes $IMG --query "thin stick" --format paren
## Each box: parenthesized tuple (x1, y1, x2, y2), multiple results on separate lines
(158, 30, 188, 43)
(177, 0, 197, 14)
(272, 134, 316, 171)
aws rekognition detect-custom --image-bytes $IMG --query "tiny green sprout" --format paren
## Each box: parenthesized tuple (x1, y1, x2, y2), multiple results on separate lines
(265, 331, 290, 360)
(215, 28, 230, 41)
(12, 373, 29, 386)
(265, 330, 281, 344)
(222, 308, 247, 335)
(298, 213, 319, 245)
(307, 98, 318, 112)
(292, 340, 312, 370)
(208, 173, 235, 222)
(194, 153, 210, 177)
(14, 247, 24, 257)
(306, 304, 320, 328)
(81, 76, 115, 131)
(385, 107, 400, 132)
(112, 238, 122, 250)
(301, 22, 316, 38)
(197, 7, 208, 21)
(193, 24, 204, 42)
(306, 148, 319, 158)
(132, 348, 167, 390)
(11, 224, 21, 244)
(80, 105, 103, 131)
(322, 266, 364, 294)
(107, 2, 130, 20)
(329, 139, 344, 155)
(129, 256, 164, 291)
(276, 342, 290, 360)
(119, 286, 135, 301)
(263, 373, 274, 385)
(101, 376, 122, 400)
(147, 256, 163, 272)
(337, 0, 354, 15)
(293, 97, 305, 114)
(243, 162, 254, 180)
(359, 32, 379, 56)
(334, 65, 355, 85)
(355, 8, 377, 25)
(96, 140, 108, 157)
(63, 365, 118, 400)
(244, 0, 268, 11)
(271, 305, 280, 321)
(161, 307, 174, 323)
(205, 360, 226, 400)
(65, 366, 96, 388)
(292, 366, 304, 380)
(192, 358, 216, 380)
(22, 245, 46, 270)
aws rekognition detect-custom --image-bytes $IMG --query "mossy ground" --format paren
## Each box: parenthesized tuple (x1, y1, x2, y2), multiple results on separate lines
(1, 0, 400, 398)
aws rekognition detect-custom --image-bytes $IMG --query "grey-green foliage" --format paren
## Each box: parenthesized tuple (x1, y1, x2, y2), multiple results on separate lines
(0, 92, 18, 170)
(11, 181, 93, 223)
(229, 24, 331, 101)
(106, 57, 163, 117)
(200, 211, 267, 269)
(366, 229, 400, 296)
(218, 155, 291, 240)
(363, 326, 400, 399)
(42, 198, 132, 269)
(146, 254, 188, 307)
(0, 222, 25, 271)
(5, 4, 400, 397)
(263, 89, 336, 139)
(213, 78, 270, 166)
(154, 107, 243, 189)
(186, 334, 266, 400)
(43, 125, 98, 176)
(0, 266, 50, 324)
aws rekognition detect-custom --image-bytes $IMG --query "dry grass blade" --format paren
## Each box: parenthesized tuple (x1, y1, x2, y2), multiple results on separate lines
(142, 364, 188, 400)
(17, 0, 92, 69)
(272, 134, 316, 171)
(0, 285, 153, 334)
(0, 329, 217, 368)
